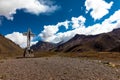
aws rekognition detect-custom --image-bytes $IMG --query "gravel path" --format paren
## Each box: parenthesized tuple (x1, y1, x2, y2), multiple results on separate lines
(0, 57, 120, 80)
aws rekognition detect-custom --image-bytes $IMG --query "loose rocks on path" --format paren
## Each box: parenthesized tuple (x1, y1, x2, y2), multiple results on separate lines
(0, 57, 120, 80)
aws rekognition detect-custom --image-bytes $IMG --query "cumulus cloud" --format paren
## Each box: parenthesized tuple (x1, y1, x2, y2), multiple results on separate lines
(0, 0, 59, 20)
(39, 9, 120, 43)
(39, 16, 86, 43)
(72, 16, 86, 29)
(40, 20, 70, 43)
(85, 0, 113, 20)
(5, 32, 38, 48)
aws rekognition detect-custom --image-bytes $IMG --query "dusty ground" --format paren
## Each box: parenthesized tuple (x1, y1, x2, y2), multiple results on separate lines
(0, 57, 120, 80)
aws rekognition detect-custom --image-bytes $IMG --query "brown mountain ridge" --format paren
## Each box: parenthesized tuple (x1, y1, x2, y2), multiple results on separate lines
(31, 41, 56, 52)
(0, 34, 23, 58)
(54, 28, 120, 52)
(31, 28, 120, 53)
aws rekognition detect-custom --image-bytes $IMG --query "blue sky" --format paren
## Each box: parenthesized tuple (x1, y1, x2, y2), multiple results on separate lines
(0, 0, 120, 48)
(0, 0, 85, 35)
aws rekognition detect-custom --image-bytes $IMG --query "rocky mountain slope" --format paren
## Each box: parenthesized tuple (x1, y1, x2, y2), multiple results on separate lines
(31, 41, 56, 52)
(31, 28, 120, 52)
(0, 34, 23, 58)
(54, 28, 120, 52)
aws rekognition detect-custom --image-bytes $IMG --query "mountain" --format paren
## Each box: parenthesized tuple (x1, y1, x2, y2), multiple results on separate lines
(109, 44, 120, 52)
(31, 41, 56, 52)
(54, 28, 120, 52)
(0, 34, 23, 58)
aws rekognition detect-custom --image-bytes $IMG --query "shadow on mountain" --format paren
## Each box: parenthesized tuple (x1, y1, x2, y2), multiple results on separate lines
(32, 28, 120, 53)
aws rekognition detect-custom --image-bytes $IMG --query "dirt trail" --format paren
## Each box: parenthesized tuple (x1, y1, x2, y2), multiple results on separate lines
(0, 57, 120, 80)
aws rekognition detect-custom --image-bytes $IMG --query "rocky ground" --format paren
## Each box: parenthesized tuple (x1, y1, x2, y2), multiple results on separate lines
(0, 57, 120, 80)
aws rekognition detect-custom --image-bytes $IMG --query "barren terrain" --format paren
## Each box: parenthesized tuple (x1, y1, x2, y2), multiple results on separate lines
(0, 57, 120, 80)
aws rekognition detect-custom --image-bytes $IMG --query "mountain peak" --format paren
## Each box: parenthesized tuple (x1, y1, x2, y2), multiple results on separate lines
(53, 28, 120, 52)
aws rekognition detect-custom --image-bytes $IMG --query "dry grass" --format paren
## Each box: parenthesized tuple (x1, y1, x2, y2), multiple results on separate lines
(33, 51, 120, 60)
(34, 51, 57, 57)
(0, 51, 23, 60)
(0, 50, 120, 63)
(33, 51, 120, 68)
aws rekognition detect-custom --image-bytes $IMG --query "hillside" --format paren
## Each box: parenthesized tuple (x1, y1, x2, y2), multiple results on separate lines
(31, 41, 56, 52)
(0, 34, 23, 58)
(54, 28, 120, 52)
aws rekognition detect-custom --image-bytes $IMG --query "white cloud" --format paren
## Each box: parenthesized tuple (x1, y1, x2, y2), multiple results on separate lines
(39, 9, 120, 44)
(104, 10, 120, 24)
(72, 16, 86, 29)
(40, 20, 69, 42)
(39, 16, 86, 43)
(0, 0, 59, 20)
(5, 32, 38, 48)
(85, 0, 113, 20)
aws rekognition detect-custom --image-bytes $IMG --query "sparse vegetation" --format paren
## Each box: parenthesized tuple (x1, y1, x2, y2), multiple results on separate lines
(34, 51, 57, 57)
(33, 51, 120, 61)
